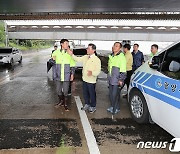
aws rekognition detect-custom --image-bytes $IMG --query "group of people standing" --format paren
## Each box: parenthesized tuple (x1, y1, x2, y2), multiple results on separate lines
(50, 39, 158, 115)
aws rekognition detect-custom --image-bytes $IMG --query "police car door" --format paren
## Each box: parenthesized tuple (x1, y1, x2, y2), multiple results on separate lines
(148, 43, 180, 137)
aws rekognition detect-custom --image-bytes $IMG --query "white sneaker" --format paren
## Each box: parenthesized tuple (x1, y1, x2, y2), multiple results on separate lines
(81, 104, 90, 111)
(89, 107, 96, 113)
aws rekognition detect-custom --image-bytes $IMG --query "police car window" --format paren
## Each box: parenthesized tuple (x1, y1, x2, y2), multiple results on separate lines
(161, 43, 180, 80)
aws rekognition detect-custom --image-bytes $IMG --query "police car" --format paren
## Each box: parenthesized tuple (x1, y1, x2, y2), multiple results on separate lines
(128, 41, 180, 137)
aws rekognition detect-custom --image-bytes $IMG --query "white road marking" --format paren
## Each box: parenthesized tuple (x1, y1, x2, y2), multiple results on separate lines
(74, 96, 101, 154)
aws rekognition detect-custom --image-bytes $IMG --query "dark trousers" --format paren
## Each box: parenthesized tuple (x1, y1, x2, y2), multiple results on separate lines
(109, 84, 121, 113)
(83, 81, 96, 107)
(68, 81, 72, 94)
(124, 70, 133, 90)
(52, 65, 56, 80)
(56, 81, 70, 97)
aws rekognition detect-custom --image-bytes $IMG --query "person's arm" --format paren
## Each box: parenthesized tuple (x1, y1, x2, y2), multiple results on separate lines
(92, 58, 101, 77)
(119, 72, 127, 82)
(119, 54, 127, 86)
(141, 52, 145, 63)
(52, 50, 57, 60)
(67, 48, 85, 63)
(70, 57, 76, 75)
(72, 54, 85, 63)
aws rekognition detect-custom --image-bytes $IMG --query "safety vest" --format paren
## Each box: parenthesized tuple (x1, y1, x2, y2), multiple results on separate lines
(52, 49, 75, 81)
(108, 52, 126, 74)
(150, 51, 158, 57)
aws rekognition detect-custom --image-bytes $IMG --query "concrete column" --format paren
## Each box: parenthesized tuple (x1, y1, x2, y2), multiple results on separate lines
(4, 22, 9, 47)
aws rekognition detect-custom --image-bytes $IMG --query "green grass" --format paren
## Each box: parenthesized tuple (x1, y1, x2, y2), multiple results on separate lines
(56, 136, 72, 154)
(9, 42, 28, 50)
(0, 42, 5, 47)
(0, 42, 51, 51)
(0, 41, 52, 52)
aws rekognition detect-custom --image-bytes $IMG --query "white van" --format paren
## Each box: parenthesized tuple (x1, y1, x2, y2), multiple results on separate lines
(0, 47, 22, 66)
(128, 41, 180, 137)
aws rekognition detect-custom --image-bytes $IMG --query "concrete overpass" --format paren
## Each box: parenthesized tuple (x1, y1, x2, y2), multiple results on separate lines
(7, 30, 180, 42)
(2, 0, 180, 42)
(5, 20, 180, 42)
(0, 0, 180, 20)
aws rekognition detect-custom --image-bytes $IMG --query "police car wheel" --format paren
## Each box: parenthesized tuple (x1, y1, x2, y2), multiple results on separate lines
(129, 89, 149, 123)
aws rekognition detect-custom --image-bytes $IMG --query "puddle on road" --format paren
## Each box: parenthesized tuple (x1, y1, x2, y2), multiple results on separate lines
(0, 119, 82, 149)
(91, 118, 173, 145)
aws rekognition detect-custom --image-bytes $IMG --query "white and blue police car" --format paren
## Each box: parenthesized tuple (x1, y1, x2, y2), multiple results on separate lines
(128, 41, 180, 137)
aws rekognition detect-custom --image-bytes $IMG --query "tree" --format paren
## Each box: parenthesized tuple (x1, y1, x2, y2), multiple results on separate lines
(0, 21, 5, 44)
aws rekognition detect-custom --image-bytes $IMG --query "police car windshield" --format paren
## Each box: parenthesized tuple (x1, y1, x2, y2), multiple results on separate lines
(0, 48, 12, 54)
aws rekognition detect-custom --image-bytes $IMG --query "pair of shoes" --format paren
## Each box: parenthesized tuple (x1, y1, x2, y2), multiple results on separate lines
(89, 107, 96, 113)
(54, 103, 61, 108)
(64, 97, 69, 111)
(81, 104, 90, 111)
(107, 107, 120, 114)
(58, 95, 64, 106)
(107, 107, 113, 113)
(114, 109, 120, 114)
(64, 105, 69, 111)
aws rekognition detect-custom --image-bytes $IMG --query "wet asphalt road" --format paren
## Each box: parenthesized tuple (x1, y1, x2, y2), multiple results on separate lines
(0, 48, 173, 154)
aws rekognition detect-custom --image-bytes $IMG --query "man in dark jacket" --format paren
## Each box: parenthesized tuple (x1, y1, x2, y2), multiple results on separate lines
(132, 44, 144, 71)
(51, 45, 58, 80)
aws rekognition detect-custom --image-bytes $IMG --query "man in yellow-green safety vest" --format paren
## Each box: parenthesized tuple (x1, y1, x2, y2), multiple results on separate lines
(150, 44, 158, 57)
(52, 39, 76, 111)
(107, 42, 127, 115)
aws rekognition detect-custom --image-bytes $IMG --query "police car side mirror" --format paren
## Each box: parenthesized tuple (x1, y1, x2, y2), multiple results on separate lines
(149, 56, 160, 69)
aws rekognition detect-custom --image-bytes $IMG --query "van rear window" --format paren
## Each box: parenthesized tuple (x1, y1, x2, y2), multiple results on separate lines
(73, 49, 87, 56)
(0, 49, 12, 54)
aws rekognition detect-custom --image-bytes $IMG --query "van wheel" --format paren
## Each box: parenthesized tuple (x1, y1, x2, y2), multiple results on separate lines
(18, 56, 22, 63)
(129, 89, 149, 123)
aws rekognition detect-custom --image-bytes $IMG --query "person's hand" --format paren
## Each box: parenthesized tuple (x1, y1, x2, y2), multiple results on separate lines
(52, 56, 56, 60)
(67, 48, 73, 56)
(87, 70, 92, 76)
(70, 74, 74, 81)
(119, 81, 123, 87)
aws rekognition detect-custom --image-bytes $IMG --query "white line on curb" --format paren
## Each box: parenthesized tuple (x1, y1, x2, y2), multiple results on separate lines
(74, 96, 100, 154)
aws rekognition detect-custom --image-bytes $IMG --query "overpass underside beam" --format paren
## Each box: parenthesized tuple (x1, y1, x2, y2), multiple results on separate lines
(1, 13, 180, 20)
(8, 32, 180, 42)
